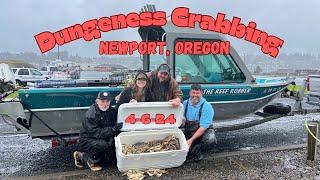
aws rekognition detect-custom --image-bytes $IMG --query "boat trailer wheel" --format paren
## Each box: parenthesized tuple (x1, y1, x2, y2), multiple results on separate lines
(263, 103, 291, 115)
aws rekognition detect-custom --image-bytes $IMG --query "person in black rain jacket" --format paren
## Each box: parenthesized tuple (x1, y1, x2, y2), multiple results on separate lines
(73, 91, 123, 171)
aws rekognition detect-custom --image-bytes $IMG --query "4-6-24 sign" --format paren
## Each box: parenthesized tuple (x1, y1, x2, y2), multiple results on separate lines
(125, 114, 176, 124)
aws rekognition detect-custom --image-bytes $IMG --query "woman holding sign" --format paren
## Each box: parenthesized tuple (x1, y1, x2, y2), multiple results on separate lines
(115, 71, 152, 110)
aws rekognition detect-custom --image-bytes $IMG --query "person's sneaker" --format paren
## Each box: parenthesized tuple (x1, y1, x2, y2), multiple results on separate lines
(73, 151, 83, 168)
(87, 159, 102, 172)
(193, 152, 204, 162)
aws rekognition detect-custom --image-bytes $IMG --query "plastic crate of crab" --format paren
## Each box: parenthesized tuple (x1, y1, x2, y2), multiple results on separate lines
(115, 102, 189, 172)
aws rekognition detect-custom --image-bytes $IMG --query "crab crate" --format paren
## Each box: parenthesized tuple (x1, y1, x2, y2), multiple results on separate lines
(115, 102, 189, 172)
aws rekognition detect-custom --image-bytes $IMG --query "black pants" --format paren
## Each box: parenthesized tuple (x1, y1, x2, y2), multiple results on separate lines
(185, 121, 203, 156)
(79, 138, 116, 165)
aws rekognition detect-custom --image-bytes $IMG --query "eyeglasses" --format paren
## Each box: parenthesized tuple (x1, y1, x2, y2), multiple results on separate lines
(136, 78, 147, 81)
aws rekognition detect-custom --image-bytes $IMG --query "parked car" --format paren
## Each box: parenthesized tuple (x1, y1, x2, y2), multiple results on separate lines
(40, 66, 71, 80)
(12, 68, 48, 86)
(307, 75, 320, 92)
(306, 75, 320, 106)
(40, 66, 59, 76)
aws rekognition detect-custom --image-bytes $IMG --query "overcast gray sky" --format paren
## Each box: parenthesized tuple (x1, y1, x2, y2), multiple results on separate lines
(0, 0, 319, 57)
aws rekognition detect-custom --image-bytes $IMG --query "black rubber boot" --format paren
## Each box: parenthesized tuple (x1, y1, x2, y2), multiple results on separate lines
(191, 144, 203, 162)
(193, 151, 203, 162)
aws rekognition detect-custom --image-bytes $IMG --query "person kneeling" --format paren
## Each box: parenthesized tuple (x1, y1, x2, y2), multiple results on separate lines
(183, 84, 214, 162)
(73, 91, 123, 171)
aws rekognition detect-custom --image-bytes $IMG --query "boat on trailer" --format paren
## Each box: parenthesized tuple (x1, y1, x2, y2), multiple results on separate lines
(0, 21, 289, 140)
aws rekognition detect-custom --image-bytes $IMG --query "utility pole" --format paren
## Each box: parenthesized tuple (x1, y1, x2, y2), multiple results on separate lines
(58, 46, 60, 60)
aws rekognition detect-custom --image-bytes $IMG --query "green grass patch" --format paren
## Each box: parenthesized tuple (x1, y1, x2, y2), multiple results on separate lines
(4, 91, 19, 99)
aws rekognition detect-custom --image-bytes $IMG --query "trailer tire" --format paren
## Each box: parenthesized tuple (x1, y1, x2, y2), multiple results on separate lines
(263, 103, 291, 114)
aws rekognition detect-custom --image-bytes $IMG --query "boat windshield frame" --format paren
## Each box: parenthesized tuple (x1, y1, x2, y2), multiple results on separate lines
(172, 38, 246, 84)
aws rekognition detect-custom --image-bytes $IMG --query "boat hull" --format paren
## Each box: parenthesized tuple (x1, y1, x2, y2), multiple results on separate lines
(213, 90, 281, 119)
(1, 86, 285, 138)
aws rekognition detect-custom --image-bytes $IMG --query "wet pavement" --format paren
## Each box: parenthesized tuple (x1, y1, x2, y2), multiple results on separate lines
(0, 98, 320, 178)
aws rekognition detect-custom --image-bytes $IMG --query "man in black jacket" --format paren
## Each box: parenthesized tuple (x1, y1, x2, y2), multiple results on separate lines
(73, 91, 123, 171)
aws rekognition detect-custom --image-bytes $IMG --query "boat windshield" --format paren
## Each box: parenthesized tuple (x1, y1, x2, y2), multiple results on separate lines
(149, 55, 166, 71)
(174, 53, 246, 84)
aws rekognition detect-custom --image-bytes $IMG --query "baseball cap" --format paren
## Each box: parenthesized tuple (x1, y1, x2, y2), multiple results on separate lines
(97, 91, 112, 101)
(158, 64, 170, 74)
(135, 72, 148, 80)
